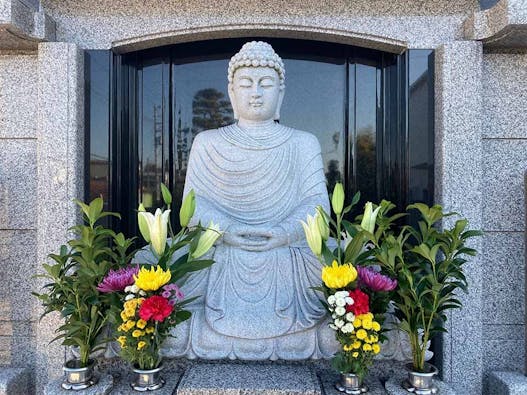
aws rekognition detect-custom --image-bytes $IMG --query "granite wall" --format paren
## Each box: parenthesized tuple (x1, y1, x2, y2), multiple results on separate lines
(0, 54, 38, 373)
(1, 1, 526, 394)
(481, 52, 527, 377)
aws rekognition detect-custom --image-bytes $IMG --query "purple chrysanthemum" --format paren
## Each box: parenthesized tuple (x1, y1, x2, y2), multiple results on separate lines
(357, 265, 397, 292)
(97, 266, 139, 293)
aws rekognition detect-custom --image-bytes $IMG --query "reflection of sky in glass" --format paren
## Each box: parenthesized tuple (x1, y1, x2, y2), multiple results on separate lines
(281, 59, 345, 179)
(89, 53, 110, 159)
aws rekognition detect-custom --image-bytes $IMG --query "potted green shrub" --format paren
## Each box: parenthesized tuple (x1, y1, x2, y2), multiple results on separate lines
(34, 198, 135, 390)
(375, 203, 481, 393)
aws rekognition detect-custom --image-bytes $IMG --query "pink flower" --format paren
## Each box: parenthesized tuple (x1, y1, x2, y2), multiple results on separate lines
(97, 266, 139, 293)
(162, 283, 184, 301)
(357, 266, 397, 292)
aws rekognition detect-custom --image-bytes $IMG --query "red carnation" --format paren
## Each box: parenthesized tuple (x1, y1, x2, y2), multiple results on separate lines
(347, 289, 369, 315)
(138, 295, 173, 322)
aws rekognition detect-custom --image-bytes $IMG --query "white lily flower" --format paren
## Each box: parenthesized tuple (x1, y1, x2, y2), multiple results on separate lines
(192, 221, 222, 259)
(361, 202, 381, 234)
(137, 203, 151, 243)
(138, 208, 171, 256)
(300, 214, 322, 257)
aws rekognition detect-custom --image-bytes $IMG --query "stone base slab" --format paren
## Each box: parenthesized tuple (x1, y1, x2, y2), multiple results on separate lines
(109, 370, 181, 395)
(487, 371, 527, 395)
(177, 363, 322, 395)
(0, 368, 29, 395)
(44, 373, 113, 395)
(385, 373, 456, 395)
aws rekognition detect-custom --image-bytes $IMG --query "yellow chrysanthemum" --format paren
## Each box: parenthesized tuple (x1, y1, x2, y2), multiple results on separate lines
(352, 352, 359, 358)
(117, 336, 126, 348)
(352, 341, 361, 349)
(134, 266, 172, 291)
(124, 308, 135, 318)
(343, 344, 353, 351)
(137, 341, 147, 350)
(371, 334, 379, 343)
(124, 299, 138, 310)
(353, 317, 362, 328)
(145, 327, 155, 334)
(362, 319, 372, 330)
(365, 336, 373, 344)
(137, 319, 147, 329)
(372, 321, 381, 331)
(132, 329, 145, 338)
(363, 344, 372, 352)
(372, 344, 381, 354)
(356, 329, 367, 340)
(120, 311, 128, 321)
(322, 261, 357, 289)
(125, 320, 136, 330)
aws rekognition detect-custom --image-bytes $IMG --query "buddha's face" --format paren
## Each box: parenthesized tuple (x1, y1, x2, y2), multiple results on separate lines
(229, 66, 284, 122)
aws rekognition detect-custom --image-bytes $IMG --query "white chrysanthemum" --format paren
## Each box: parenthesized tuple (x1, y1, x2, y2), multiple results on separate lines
(327, 295, 336, 305)
(342, 323, 354, 333)
(345, 296, 354, 305)
(335, 306, 346, 316)
(124, 294, 135, 301)
(346, 312, 355, 322)
(335, 319, 345, 328)
(335, 291, 349, 299)
(329, 323, 337, 330)
(336, 298, 346, 307)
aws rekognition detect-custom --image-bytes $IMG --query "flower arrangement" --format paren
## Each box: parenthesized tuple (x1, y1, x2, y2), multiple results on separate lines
(302, 183, 398, 381)
(98, 184, 221, 370)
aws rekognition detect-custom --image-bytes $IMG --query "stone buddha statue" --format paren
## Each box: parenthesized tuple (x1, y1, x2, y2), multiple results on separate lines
(162, 41, 338, 360)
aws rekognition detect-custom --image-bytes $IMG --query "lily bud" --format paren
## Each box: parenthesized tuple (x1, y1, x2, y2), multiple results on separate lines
(331, 183, 345, 215)
(360, 202, 381, 234)
(137, 203, 151, 243)
(191, 221, 221, 259)
(179, 189, 196, 228)
(301, 214, 322, 257)
(139, 208, 171, 256)
(315, 208, 329, 242)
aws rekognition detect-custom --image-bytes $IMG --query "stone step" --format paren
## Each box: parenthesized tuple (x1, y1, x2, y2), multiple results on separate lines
(176, 363, 322, 395)
(0, 368, 29, 395)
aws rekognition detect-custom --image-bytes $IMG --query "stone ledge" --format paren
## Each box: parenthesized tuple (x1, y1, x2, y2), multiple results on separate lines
(463, 0, 527, 49)
(0, 367, 29, 395)
(487, 371, 527, 395)
(0, 0, 55, 51)
(384, 371, 456, 395)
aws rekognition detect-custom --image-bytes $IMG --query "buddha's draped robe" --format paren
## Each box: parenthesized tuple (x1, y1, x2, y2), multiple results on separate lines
(164, 123, 338, 359)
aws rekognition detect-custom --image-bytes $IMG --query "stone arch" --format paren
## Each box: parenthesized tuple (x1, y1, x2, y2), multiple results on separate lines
(111, 23, 407, 54)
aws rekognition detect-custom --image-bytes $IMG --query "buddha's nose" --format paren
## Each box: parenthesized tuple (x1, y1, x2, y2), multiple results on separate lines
(251, 85, 263, 97)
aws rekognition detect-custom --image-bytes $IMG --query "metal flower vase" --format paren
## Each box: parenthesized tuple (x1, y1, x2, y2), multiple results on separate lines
(62, 359, 98, 390)
(402, 363, 438, 395)
(131, 364, 165, 391)
(335, 372, 368, 394)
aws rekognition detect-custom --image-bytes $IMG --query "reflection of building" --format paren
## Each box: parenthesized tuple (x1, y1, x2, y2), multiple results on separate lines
(1, 0, 526, 394)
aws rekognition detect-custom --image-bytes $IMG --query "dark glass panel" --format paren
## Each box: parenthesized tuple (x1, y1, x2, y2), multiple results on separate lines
(139, 60, 167, 211)
(281, 59, 346, 193)
(85, 51, 110, 208)
(354, 62, 378, 203)
(408, 50, 434, 206)
(171, 59, 234, 216)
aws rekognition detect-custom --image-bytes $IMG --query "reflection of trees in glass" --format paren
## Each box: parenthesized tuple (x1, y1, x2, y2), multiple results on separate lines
(325, 160, 342, 194)
(356, 128, 376, 202)
(192, 88, 233, 136)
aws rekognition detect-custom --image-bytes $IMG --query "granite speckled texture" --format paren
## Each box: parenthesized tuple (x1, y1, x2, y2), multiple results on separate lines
(483, 139, 527, 232)
(318, 368, 387, 395)
(434, 41, 484, 395)
(35, 42, 84, 394)
(44, 373, 113, 395)
(486, 371, 527, 395)
(0, 140, 37, 229)
(38, 0, 477, 51)
(0, 55, 38, 138)
(463, 0, 527, 49)
(384, 372, 456, 395)
(483, 53, 527, 139)
(109, 370, 180, 395)
(0, 367, 29, 395)
(177, 363, 322, 395)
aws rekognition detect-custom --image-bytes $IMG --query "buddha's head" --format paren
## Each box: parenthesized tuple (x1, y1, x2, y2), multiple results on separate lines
(228, 41, 285, 122)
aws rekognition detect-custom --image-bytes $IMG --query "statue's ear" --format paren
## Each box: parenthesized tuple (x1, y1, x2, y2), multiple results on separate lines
(274, 88, 285, 121)
(228, 84, 239, 120)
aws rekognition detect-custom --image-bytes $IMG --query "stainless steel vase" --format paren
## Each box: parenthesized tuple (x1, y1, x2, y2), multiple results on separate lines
(335, 372, 369, 394)
(62, 359, 98, 390)
(131, 364, 165, 391)
(402, 363, 439, 395)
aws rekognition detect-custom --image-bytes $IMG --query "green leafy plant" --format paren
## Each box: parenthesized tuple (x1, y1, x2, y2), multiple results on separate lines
(33, 198, 135, 367)
(375, 203, 482, 371)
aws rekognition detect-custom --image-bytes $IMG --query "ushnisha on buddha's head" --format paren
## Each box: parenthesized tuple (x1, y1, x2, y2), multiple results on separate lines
(228, 41, 286, 123)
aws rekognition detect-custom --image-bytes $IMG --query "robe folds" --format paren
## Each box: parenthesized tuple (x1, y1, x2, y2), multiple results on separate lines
(164, 123, 339, 360)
